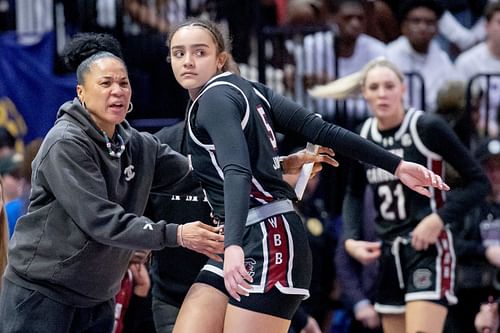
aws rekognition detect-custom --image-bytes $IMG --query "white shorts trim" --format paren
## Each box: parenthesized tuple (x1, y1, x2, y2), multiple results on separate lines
(202, 264, 223, 277)
(374, 303, 406, 314)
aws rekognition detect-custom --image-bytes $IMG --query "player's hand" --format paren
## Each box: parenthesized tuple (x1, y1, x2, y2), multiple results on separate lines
(395, 161, 449, 197)
(485, 245, 500, 267)
(178, 221, 224, 261)
(411, 213, 444, 251)
(223, 245, 253, 301)
(281, 146, 338, 176)
(345, 239, 381, 265)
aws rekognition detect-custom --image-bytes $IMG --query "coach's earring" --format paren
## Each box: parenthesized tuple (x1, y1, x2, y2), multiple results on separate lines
(127, 102, 133, 114)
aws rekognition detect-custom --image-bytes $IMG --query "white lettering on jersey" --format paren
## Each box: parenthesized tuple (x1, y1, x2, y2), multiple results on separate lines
(275, 252, 283, 264)
(186, 195, 198, 202)
(274, 234, 282, 246)
(272, 156, 281, 170)
(268, 217, 278, 228)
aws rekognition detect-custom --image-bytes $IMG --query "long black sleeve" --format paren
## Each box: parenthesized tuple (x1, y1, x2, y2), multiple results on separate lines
(418, 114, 490, 227)
(197, 88, 253, 248)
(342, 159, 368, 241)
(259, 83, 402, 173)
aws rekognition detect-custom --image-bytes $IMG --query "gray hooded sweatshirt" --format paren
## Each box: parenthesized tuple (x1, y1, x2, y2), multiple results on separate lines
(6, 98, 189, 306)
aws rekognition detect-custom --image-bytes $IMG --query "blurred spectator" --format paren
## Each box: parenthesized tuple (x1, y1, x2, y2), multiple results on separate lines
(455, 1, 500, 137)
(0, 152, 23, 238)
(288, 0, 385, 117)
(113, 258, 155, 333)
(437, 10, 485, 55)
(0, 178, 7, 290)
(283, 156, 338, 333)
(147, 121, 214, 333)
(335, 188, 382, 333)
(0, 0, 15, 31)
(445, 137, 500, 333)
(386, 0, 459, 112)
(434, 80, 475, 146)
(291, 0, 387, 217)
(16, 138, 42, 222)
(364, 0, 399, 44)
(123, 0, 187, 35)
(15, 0, 53, 44)
(0, 127, 15, 158)
(285, 0, 322, 26)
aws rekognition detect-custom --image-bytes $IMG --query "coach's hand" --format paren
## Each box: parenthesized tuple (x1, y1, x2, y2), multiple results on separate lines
(178, 222, 224, 261)
(224, 245, 253, 301)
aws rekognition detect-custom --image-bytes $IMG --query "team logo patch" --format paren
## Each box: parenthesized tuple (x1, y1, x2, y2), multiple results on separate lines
(401, 133, 412, 147)
(245, 258, 257, 277)
(413, 269, 432, 289)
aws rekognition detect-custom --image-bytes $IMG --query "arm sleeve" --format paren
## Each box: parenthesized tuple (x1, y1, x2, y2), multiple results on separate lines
(38, 139, 179, 250)
(263, 86, 402, 173)
(197, 88, 253, 248)
(438, 11, 478, 50)
(342, 160, 368, 241)
(419, 115, 490, 227)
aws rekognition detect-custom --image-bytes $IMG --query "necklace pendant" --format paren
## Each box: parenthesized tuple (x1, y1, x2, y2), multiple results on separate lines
(102, 130, 125, 159)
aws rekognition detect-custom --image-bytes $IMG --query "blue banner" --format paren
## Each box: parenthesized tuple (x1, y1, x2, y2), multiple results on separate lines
(0, 31, 75, 143)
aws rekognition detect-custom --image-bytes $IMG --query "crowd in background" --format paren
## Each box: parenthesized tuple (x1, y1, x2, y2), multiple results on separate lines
(0, 0, 499, 332)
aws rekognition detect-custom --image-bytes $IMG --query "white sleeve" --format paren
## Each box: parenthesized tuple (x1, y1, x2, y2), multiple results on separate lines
(438, 11, 478, 50)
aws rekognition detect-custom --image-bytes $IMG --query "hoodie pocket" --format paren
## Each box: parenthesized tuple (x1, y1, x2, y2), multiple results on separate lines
(51, 241, 131, 300)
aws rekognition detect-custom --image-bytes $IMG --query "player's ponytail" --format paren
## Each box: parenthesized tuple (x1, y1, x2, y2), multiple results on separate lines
(308, 57, 404, 100)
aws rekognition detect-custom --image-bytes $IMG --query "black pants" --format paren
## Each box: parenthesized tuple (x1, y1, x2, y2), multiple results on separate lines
(0, 278, 114, 333)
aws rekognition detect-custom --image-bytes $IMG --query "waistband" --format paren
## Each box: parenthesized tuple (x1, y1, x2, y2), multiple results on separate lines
(246, 199, 295, 227)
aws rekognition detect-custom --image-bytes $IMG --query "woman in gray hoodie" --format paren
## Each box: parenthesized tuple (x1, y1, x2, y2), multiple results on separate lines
(0, 33, 225, 333)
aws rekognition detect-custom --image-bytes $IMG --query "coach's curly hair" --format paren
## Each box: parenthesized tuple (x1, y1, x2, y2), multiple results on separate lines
(63, 33, 125, 84)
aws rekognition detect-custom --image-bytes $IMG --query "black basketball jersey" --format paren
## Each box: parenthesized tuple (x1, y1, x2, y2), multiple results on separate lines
(186, 72, 425, 247)
(187, 72, 296, 214)
(359, 109, 442, 238)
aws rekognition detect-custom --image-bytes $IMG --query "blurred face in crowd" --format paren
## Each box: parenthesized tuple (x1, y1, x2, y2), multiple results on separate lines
(334, 2, 366, 42)
(486, 11, 500, 49)
(362, 65, 406, 130)
(77, 57, 131, 135)
(170, 26, 226, 99)
(402, 7, 438, 53)
(483, 156, 500, 200)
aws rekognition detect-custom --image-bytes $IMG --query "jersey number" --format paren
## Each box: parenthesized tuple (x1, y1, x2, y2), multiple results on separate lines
(256, 105, 278, 151)
(378, 183, 407, 221)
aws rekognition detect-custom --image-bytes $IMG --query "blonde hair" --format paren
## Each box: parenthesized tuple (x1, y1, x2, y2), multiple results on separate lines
(308, 57, 404, 99)
(0, 178, 7, 290)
